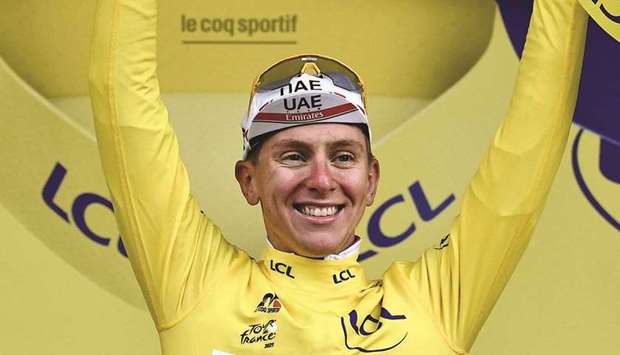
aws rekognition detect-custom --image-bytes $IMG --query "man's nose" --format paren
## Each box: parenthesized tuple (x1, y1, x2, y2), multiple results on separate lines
(305, 158, 336, 193)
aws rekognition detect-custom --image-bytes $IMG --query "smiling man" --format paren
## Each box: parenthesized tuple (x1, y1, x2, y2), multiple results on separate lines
(237, 124, 378, 257)
(234, 58, 379, 259)
(89, 0, 587, 354)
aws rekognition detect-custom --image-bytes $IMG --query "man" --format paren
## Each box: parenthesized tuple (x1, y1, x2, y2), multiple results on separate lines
(89, 0, 587, 354)
(235, 55, 379, 259)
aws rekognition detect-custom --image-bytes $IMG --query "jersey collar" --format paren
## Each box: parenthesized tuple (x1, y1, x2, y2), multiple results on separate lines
(260, 240, 368, 293)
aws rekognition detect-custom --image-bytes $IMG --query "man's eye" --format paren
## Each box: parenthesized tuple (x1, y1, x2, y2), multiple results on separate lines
(282, 153, 304, 162)
(334, 153, 355, 163)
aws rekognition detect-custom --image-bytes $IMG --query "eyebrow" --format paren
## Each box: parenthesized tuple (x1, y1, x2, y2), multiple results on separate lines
(327, 139, 365, 152)
(271, 139, 310, 151)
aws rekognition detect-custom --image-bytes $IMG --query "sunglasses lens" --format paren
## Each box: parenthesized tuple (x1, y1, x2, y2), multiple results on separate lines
(314, 58, 361, 92)
(256, 56, 363, 94)
(257, 59, 303, 91)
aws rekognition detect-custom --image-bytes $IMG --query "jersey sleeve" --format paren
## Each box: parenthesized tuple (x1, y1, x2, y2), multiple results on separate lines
(88, 0, 242, 330)
(398, 1, 587, 352)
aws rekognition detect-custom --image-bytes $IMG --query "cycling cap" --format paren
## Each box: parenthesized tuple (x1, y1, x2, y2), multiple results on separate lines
(241, 54, 370, 158)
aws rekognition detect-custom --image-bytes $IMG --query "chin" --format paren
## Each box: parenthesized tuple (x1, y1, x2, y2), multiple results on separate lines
(294, 231, 350, 257)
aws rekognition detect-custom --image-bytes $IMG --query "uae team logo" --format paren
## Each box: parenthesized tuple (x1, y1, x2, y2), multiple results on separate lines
(255, 292, 282, 313)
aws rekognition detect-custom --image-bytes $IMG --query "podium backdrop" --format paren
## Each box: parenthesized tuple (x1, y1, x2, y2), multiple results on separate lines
(1, 1, 618, 354)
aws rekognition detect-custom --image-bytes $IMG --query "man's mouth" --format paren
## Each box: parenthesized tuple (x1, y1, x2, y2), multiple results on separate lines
(293, 204, 344, 217)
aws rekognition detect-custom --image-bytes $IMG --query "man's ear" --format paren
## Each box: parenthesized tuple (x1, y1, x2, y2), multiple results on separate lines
(235, 160, 260, 205)
(366, 158, 380, 206)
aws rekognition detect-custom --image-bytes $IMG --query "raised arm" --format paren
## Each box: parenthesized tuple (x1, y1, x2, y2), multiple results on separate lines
(400, 1, 588, 352)
(89, 0, 238, 329)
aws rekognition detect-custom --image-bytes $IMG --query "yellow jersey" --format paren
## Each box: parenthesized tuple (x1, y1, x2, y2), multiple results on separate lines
(88, 0, 586, 353)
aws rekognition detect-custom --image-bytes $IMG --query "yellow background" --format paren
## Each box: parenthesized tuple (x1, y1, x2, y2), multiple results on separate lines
(1, 1, 618, 354)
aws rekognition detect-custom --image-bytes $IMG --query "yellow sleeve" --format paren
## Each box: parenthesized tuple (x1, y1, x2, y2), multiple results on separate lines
(401, 1, 588, 352)
(88, 0, 242, 330)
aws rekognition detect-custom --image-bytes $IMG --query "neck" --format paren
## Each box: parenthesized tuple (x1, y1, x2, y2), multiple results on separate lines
(265, 235, 361, 261)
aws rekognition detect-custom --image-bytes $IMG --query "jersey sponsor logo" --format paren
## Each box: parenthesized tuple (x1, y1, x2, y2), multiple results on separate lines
(332, 269, 356, 284)
(240, 319, 277, 348)
(269, 260, 295, 279)
(340, 307, 408, 352)
(256, 292, 282, 313)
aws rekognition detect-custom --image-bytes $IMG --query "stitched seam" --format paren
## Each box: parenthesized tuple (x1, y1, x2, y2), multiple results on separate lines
(106, 0, 162, 324)
(469, 0, 581, 343)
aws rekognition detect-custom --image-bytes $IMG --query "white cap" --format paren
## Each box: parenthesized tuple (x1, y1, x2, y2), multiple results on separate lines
(241, 72, 370, 158)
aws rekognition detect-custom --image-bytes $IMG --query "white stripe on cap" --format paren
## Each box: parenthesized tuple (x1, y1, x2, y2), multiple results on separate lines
(241, 73, 370, 158)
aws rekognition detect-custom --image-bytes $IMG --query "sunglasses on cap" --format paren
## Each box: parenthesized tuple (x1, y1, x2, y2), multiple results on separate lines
(249, 54, 367, 107)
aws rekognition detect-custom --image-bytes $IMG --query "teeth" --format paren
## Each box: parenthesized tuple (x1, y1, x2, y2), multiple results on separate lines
(300, 206, 338, 217)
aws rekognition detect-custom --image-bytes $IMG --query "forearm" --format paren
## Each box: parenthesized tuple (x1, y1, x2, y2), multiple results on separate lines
(410, 1, 588, 351)
(454, 0, 587, 346)
(472, 3, 587, 214)
(88, 0, 207, 326)
(89, 0, 172, 204)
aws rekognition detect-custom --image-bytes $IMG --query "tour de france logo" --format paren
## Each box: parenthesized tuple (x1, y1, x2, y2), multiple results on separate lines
(239, 319, 278, 349)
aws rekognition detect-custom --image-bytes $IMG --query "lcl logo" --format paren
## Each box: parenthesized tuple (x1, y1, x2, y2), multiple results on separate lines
(571, 130, 619, 231)
(332, 269, 356, 284)
(269, 260, 295, 279)
(340, 307, 408, 352)
(42, 162, 128, 257)
(359, 181, 455, 261)
(591, 0, 620, 24)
